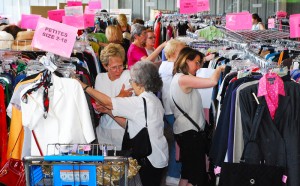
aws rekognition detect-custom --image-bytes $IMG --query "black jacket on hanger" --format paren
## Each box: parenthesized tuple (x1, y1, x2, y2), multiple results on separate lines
(239, 81, 300, 186)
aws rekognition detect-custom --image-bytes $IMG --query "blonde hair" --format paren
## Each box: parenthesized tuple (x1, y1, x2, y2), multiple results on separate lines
(117, 14, 128, 27)
(100, 43, 125, 66)
(164, 39, 185, 60)
(105, 25, 123, 43)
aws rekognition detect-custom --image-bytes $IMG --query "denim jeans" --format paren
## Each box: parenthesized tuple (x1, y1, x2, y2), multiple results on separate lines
(165, 114, 181, 178)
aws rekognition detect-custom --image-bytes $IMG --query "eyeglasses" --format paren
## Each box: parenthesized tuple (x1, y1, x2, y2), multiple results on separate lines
(139, 31, 147, 36)
(196, 61, 201, 66)
(108, 65, 124, 71)
(129, 78, 135, 84)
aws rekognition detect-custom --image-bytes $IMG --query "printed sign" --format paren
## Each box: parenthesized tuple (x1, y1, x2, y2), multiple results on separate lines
(197, 0, 210, 12)
(226, 12, 252, 30)
(65, 6, 83, 16)
(67, 1, 82, 7)
(31, 17, 78, 58)
(84, 14, 95, 27)
(289, 14, 300, 38)
(268, 18, 275, 29)
(180, 0, 198, 14)
(48, 9, 65, 22)
(84, 6, 97, 14)
(62, 15, 85, 29)
(21, 14, 41, 30)
(88, 0, 102, 9)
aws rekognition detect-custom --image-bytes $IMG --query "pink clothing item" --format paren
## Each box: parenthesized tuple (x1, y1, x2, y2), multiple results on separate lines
(257, 73, 285, 120)
(127, 43, 148, 69)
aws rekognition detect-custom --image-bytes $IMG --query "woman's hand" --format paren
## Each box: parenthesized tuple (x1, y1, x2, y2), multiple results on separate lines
(117, 84, 133, 97)
(94, 102, 111, 113)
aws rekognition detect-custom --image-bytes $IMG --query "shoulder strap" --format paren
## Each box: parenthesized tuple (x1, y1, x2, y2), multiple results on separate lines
(172, 97, 201, 132)
(142, 97, 147, 127)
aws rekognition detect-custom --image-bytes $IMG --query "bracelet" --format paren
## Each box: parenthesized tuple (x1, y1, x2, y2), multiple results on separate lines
(83, 85, 90, 92)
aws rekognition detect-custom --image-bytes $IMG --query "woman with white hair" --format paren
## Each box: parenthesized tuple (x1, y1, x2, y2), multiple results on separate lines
(127, 23, 166, 69)
(77, 61, 168, 186)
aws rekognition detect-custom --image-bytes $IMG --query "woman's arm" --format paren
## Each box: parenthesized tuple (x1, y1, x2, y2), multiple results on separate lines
(95, 103, 127, 128)
(141, 42, 167, 62)
(179, 66, 225, 92)
(259, 23, 265, 30)
(78, 81, 113, 109)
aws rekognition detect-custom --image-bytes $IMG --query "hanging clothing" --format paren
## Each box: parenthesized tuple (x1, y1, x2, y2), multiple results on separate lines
(257, 73, 285, 120)
(20, 74, 95, 155)
(0, 85, 7, 167)
(154, 21, 161, 48)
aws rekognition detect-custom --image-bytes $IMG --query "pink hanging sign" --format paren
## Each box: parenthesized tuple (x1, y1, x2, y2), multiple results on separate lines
(197, 0, 210, 12)
(84, 14, 95, 27)
(67, 1, 82, 7)
(88, 0, 102, 9)
(62, 15, 85, 29)
(84, 6, 97, 14)
(21, 14, 41, 30)
(48, 9, 65, 22)
(268, 18, 275, 29)
(31, 17, 78, 58)
(226, 12, 252, 30)
(289, 14, 300, 38)
(180, 0, 198, 14)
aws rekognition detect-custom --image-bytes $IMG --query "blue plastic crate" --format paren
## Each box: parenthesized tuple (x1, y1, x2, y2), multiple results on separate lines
(52, 164, 96, 186)
(30, 165, 43, 186)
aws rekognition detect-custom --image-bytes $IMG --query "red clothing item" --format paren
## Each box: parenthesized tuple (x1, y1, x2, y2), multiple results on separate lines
(154, 22, 161, 48)
(127, 43, 148, 69)
(0, 86, 7, 167)
(257, 73, 285, 120)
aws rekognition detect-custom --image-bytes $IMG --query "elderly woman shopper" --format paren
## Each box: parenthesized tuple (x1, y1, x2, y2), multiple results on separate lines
(77, 61, 168, 186)
(94, 43, 132, 150)
(170, 47, 225, 186)
(127, 23, 166, 69)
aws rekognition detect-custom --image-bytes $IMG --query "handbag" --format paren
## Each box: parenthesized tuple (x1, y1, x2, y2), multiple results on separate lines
(0, 129, 43, 186)
(122, 97, 152, 159)
(172, 97, 213, 154)
(0, 128, 25, 186)
(219, 105, 286, 186)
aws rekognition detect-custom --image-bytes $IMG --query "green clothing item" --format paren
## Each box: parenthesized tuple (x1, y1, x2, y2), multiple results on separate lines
(198, 26, 224, 41)
(89, 33, 108, 43)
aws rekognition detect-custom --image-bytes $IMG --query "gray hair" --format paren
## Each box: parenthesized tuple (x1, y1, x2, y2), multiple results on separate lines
(131, 23, 146, 41)
(130, 61, 162, 92)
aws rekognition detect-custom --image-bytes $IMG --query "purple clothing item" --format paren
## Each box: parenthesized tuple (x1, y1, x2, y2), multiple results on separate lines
(127, 43, 147, 69)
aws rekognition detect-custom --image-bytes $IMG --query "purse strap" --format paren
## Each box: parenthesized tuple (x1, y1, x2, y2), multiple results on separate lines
(142, 97, 147, 127)
(125, 97, 148, 132)
(32, 130, 43, 156)
(172, 97, 201, 132)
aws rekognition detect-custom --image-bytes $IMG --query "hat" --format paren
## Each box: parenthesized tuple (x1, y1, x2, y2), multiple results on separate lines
(0, 31, 13, 49)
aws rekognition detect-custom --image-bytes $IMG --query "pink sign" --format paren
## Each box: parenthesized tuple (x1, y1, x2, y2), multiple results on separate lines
(88, 0, 102, 9)
(84, 14, 95, 27)
(289, 14, 300, 38)
(197, 0, 210, 12)
(180, 0, 198, 14)
(48, 9, 65, 22)
(31, 17, 78, 58)
(62, 15, 85, 29)
(268, 18, 275, 29)
(67, 1, 82, 7)
(226, 12, 252, 30)
(84, 6, 97, 14)
(21, 14, 41, 30)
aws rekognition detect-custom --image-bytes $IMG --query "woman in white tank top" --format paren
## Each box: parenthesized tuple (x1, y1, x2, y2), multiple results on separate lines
(170, 47, 225, 186)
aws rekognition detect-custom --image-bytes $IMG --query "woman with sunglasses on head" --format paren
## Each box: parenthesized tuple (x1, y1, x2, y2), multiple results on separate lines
(127, 23, 166, 69)
(77, 61, 168, 186)
(94, 43, 133, 151)
(170, 47, 225, 186)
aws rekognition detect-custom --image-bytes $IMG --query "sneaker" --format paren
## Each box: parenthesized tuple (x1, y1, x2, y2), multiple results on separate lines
(165, 176, 180, 186)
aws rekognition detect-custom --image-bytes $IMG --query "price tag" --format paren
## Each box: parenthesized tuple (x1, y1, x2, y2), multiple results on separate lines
(39, 56, 57, 72)
(48, 9, 65, 22)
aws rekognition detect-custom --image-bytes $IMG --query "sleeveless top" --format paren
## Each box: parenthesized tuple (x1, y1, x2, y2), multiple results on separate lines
(170, 73, 206, 134)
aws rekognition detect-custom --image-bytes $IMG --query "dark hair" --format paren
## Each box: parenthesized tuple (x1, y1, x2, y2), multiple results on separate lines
(133, 18, 145, 25)
(2, 25, 23, 39)
(252, 13, 262, 22)
(173, 47, 204, 75)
